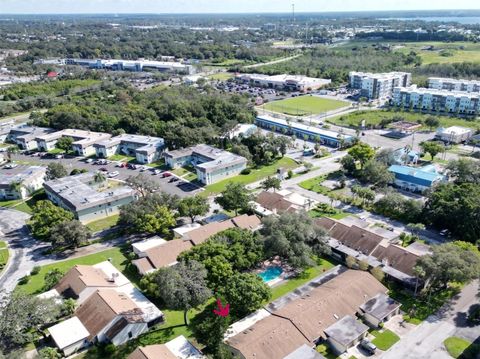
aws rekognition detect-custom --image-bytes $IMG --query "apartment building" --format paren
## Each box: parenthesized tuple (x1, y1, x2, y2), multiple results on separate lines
(164, 144, 247, 185)
(44, 172, 136, 223)
(0, 165, 46, 200)
(6, 125, 55, 150)
(94, 134, 165, 164)
(392, 85, 480, 114)
(428, 77, 480, 93)
(349, 71, 411, 99)
(236, 73, 331, 91)
(35, 129, 112, 156)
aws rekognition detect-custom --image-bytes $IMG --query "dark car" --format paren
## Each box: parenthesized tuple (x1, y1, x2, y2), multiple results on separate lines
(99, 167, 108, 172)
(360, 339, 377, 355)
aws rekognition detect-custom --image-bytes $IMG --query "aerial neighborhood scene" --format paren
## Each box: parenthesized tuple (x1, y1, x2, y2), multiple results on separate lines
(1, 0, 480, 358)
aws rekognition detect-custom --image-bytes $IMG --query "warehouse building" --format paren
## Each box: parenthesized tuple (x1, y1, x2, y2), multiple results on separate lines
(255, 115, 354, 147)
(236, 73, 331, 91)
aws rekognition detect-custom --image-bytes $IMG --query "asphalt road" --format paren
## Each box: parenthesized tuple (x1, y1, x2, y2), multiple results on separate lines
(10, 153, 202, 198)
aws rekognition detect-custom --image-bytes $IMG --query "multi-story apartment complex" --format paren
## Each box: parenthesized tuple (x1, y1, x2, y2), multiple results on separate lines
(0, 165, 46, 200)
(349, 71, 411, 99)
(44, 172, 136, 223)
(236, 73, 331, 91)
(35, 129, 112, 156)
(392, 85, 480, 115)
(164, 144, 247, 185)
(6, 125, 55, 150)
(428, 77, 480, 93)
(94, 134, 165, 164)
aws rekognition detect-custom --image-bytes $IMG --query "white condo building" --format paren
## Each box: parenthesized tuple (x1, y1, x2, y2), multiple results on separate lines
(428, 77, 480, 93)
(349, 71, 411, 99)
(392, 85, 480, 115)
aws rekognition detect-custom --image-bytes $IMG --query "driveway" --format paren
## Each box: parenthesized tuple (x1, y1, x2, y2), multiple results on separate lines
(381, 280, 480, 359)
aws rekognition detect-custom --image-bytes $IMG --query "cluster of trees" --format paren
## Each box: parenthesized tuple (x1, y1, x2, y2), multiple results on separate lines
(0, 292, 66, 357)
(29, 200, 91, 248)
(246, 46, 420, 84)
(119, 174, 210, 235)
(32, 84, 256, 149)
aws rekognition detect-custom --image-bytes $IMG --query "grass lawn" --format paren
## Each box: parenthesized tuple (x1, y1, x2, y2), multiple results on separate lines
(203, 157, 298, 195)
(371, 329, 400, 351)
(309, 208, 351, 220)
(393, 41, 480, 64)
(207, 72, 234, 81)
(263, 95, 350, 116)
(0, 241, 8, 272)
(388, 283, 461, 325)
(328, 109, 480, 130)
(47, 148, 65, 154)
(86, 214, 120, 232)
(108, 154, 136, 162)
(299, 175, 330, 195)
(17, 247, 133, 295)
(145, 159, 167, 168)
(0, 189, 46, 214)
(269, 257, 336, 301)
(171, 166, 197, 182)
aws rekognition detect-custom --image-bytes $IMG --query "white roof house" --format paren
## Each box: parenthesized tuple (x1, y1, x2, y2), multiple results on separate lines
(165, 335, 205, 359)
(132, 236, 167, 257)
(48, 317, 90, 356)
(173, 223, 202, 238)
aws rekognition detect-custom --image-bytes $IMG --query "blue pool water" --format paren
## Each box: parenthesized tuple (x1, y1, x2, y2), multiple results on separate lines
(258, 266, 283, 282)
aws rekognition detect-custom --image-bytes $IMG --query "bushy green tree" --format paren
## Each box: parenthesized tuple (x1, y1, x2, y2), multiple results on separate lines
(420, 141, 445, 160)
(215, 183, 252, 215)
(29, 201, 74, 241)
(55, 136, 73, 153)
(50, 220, 91, 248)
(348, 142, 375, 169)
(178, 195, 210, 223)
(43, 268, 64, 291)
(261, 176, 281, 192)
(46, 162, 68, 180)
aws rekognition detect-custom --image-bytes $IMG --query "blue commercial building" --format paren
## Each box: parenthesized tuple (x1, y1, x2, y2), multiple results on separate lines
(388, 164, 445, 193)
(255, 115, 354, 147)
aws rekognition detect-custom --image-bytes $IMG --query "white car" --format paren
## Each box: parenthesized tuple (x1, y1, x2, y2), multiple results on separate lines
(4, 163, 18, 169)
(107, 171, 119, 178)
(85, 158, 94, 163)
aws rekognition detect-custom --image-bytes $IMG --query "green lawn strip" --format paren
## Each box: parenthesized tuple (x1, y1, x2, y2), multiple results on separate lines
(47, 148, 65, 154)
(443, 337, 474, 358)
(370, 329, 400, 351)
(0, 241, 9, 271)
(0, 189, 46, 214)
(145, 159, 167, 169)
(203, 157, 298, 195)
(299, 175, 330, 194)
(263, 95, 350, 116)
(207, 72, 234, 81)
(86, 214, 120, 232)
(108, 154, 136, 162)
(328, 110, 480, 130)
(309, 209, 350, 220)
(388, 284, 461, 324)
(17, 247, 133, 295)
(269, 257, 336, 301)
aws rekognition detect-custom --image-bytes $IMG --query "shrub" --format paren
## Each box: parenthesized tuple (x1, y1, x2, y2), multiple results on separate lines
(18, 275, 30, 285)
(103, 344, 116, 356)
(241, 168, 251, 175)
(31, 266, 41, 275)
(287, 169, 294, 179)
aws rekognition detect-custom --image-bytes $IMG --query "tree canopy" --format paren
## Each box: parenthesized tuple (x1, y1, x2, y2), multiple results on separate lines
(178, 195, 210, 223)
(214, 183, 252, 215)
(29, 200, 74, 241)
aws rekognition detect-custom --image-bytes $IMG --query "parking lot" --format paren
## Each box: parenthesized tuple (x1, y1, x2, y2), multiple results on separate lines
(9, 153, 202, 198)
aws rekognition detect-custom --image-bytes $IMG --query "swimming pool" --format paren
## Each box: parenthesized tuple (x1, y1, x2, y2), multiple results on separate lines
(258, 266, 283, 282)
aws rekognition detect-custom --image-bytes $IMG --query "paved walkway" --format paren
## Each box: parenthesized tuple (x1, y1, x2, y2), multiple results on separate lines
(381, 280, 480, 359)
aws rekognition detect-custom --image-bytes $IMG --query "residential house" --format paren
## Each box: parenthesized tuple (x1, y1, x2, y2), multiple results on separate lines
(47, 317, 90, 356)
(0, 165, 46, 200)
(133, 215, 261, 275)
(358, 293, 401, 327)
(132, 236, 167, 258)
(128, 335, 204, 359)
(164, 144, 247, 185)
(253, 190, 315, 216)
(6, 125, 55, 150)
(324, 315, 369, 354)
(44, 172, 136, 223)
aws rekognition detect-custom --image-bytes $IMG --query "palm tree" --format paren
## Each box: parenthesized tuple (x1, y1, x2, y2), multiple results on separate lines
(94, 171, 106, 185)
(6, 145, 19, 162)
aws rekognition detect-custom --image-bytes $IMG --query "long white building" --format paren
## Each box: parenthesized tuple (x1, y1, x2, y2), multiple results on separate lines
(349, 71, 411, 99)
(392, 85, 480, 115)
(236, 74, 331, 91)
(65, 58, 193, 74)
(428, 77, 480, 93)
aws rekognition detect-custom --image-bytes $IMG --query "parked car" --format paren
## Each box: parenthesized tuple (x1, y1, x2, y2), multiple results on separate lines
(99, 167, 108, 172)
(55, 154, 64, 159)
(360, 339, 377, 355)
(85, 158, 94, 163)
(169, 177, 179, 183)
(4, 163, 18, 169)
(162, 172, 172, 178)
(128, 163, 137, 170)
(107, 171, 119, 178)
(153, 169, 162, 175)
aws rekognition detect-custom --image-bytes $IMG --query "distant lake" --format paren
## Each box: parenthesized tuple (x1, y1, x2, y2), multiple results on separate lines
(379, 17, 480, 25)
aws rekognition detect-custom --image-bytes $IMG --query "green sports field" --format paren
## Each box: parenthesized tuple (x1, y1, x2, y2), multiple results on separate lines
(262, 95, 350, 116)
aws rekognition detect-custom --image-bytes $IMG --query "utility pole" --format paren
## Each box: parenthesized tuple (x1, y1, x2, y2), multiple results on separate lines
(292, 3, 295, 24)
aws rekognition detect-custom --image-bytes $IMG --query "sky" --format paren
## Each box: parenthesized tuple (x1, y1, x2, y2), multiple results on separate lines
(0, 0, 479, 14)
